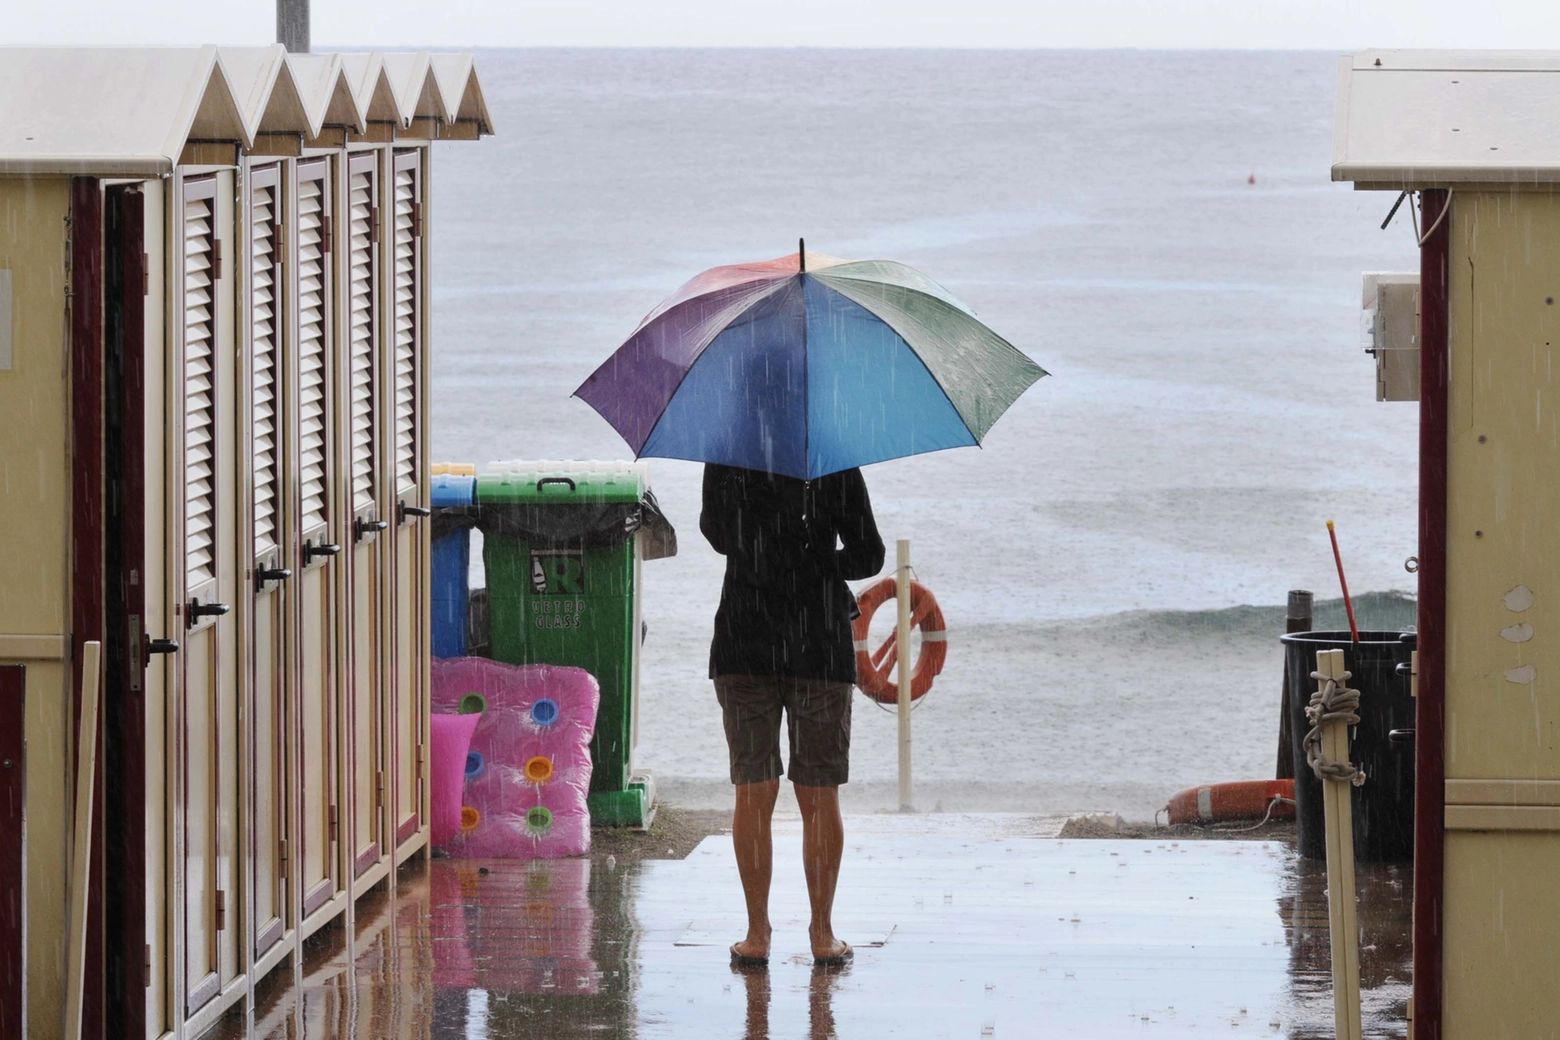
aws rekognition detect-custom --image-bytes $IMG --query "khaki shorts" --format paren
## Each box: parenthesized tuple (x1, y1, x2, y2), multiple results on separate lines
(713, 674, 853, 787)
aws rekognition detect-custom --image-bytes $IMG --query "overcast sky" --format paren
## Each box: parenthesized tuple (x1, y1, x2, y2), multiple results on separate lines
(6, 0, 1558, 49)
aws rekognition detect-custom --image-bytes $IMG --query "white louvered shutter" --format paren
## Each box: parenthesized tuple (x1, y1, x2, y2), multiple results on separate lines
(251, 182, 281, 558)
(184, 194, 218, 587)
(348, 167, 375, 513)
(297, 174, 329, 535)
(392, 165, 417, 493)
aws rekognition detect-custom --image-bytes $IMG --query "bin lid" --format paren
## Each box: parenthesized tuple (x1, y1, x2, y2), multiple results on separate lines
(431, 473, 476, 508)
(477, 461, 645, 505)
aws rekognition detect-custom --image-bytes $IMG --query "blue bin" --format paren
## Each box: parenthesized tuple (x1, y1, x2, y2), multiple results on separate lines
(431, 473, 476, 657)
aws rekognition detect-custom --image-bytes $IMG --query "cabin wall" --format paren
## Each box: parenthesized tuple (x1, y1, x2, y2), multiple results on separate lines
(1443, 189, 1560, 1039)
(1, 145, 440, 1040)
(0, 175, 72, 1040)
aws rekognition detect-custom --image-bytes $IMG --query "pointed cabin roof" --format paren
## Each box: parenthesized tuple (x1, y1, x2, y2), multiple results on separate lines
(430, 52, 496, 137)
(381, 51, 445, 124)
(220, 45, 315, 140)
(287, 53, 366, 138)
(0, 46, 490, 174)
(339, 53, 404, 129)
(0, 46, 249, 174)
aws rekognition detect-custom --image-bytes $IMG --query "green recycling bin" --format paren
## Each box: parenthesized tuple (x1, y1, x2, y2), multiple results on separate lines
(477, 463, 672, 827)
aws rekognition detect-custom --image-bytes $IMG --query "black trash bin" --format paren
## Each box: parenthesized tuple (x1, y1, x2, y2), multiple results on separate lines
(1280, 630, 1416, 862)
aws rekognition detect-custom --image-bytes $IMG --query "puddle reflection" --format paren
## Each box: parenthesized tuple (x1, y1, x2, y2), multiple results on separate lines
(210, 836, 1414, 1040)
(1276, 855, 1413, 1038)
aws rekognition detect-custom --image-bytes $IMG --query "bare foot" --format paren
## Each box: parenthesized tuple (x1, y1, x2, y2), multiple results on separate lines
(731, 926, 772, 965)
(810, 930, 852, 966)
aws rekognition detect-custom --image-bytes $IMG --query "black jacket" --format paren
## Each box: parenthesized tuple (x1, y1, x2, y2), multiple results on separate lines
(701, 464, 886, 682)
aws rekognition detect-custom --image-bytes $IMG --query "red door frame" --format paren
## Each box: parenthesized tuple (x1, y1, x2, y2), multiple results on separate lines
(0, 666, 24, 1040)
(1413, 188, 1451, 1040)
(68, 176, 106, 1040)
(103, 183, 148, 1039)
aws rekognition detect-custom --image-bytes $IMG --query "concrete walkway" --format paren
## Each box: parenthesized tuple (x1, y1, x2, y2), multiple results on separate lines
(207, 813, 1411, 1039)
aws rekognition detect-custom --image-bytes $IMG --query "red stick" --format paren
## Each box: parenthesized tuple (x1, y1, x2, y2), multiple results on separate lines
(1326, 520, 1360, 644)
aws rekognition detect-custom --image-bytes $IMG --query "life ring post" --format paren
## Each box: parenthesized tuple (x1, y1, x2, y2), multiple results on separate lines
(897, 539, 914, 812)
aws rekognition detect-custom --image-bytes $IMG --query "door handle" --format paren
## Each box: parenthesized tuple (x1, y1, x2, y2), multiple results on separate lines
(398, 503, 431, 524)
(257, 565, 292, 584)
(1388, 728, 1415, 745)
(144, 636, 179, 656)
(354, 517, 389, 541)
(187, 599, 231, 626)
(304, 541, 341, 563)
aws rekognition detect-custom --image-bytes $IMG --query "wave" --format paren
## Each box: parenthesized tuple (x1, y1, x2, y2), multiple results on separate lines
(956, 590, 1420, 649)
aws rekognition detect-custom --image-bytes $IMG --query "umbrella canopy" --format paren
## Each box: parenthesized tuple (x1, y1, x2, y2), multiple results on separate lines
(575, 246, 1047, 480)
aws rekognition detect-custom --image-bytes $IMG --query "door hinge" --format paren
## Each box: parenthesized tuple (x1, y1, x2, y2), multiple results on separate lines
(329, 804, 339, 844)
(415, 743, 424, 781)
(144, 944, 152, 988)
(322, 214, 333, 254)
(274, 220, 285, 260)
(141, 254, 149, 296)
(370, 206, 380, 245)
(212, 238, 223, 281)
(278, 837, 289, 866)
(214, 889, 227, 932)
(1409, 650, 1418, 698)
(375, 770, 385, 808)
(411, 202, 422, 239)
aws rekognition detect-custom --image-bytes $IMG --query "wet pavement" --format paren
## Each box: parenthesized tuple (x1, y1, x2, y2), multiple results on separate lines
(205, 814, 1411, 1039)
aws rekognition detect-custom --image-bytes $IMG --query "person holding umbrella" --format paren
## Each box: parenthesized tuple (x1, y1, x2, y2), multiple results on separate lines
(576, 241, 1045, 968)
(701, 461, 884, 967)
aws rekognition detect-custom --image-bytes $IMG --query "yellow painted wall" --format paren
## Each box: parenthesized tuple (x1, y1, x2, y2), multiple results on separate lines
(1443, 190, 1560, 1038)
(0, 175, 71, 1040)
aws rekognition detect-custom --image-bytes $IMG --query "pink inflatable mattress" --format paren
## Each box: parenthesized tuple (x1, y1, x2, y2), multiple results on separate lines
(431, 657, 599, 859)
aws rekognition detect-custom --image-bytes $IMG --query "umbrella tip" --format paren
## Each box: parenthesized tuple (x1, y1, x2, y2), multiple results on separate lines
(799, 237, 805, 273)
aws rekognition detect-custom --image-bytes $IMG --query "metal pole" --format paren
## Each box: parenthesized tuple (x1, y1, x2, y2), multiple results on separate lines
(896, 540, 913, 812)
(1413, 186, 1451, 1040)
(277, 0, 310, 53)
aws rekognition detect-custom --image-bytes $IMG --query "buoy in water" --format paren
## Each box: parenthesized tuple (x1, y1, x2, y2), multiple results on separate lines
(1248, 173, 1256, 184)
(1166, 779, 1294, 825)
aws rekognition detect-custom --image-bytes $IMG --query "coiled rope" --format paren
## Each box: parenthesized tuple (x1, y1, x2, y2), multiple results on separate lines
(1304, 669, 1367, 787)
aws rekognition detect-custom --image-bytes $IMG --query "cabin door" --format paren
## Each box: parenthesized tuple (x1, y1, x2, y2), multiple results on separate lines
(103, 182, 157, 1038)
(245, 163, 292, 961)
(343, 152, 386, 879)
(388, 149, 427, 853)
(176, 172, 241, 1016)
(293, 159, 344, 926)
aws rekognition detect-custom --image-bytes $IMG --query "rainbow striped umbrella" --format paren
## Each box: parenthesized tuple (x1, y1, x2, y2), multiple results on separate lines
(575, 243, 1046, 480)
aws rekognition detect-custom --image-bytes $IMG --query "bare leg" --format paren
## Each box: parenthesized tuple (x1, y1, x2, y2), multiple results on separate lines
(732, 779, 779, 960)
(794, 783, 850, 962)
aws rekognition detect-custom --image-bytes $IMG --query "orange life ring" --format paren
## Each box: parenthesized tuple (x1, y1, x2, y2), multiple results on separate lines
(853, 578, 947, 705)
(1165, 779, 1295, 825)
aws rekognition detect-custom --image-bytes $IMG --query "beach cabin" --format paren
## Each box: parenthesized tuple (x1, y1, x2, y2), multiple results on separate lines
(0, 46, 491, 1040)
(1335, 49, 1560, 1040)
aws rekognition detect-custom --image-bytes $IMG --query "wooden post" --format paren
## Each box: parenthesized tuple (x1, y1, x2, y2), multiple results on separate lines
(1315, 647, 1363, 1040)
(896, 540, 913, 812)
(1277, 589, 1313, 779)
(65, 641, 102, 1040)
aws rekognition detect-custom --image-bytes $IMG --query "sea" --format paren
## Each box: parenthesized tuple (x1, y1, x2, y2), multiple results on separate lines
(429, 49, 1422, 820)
